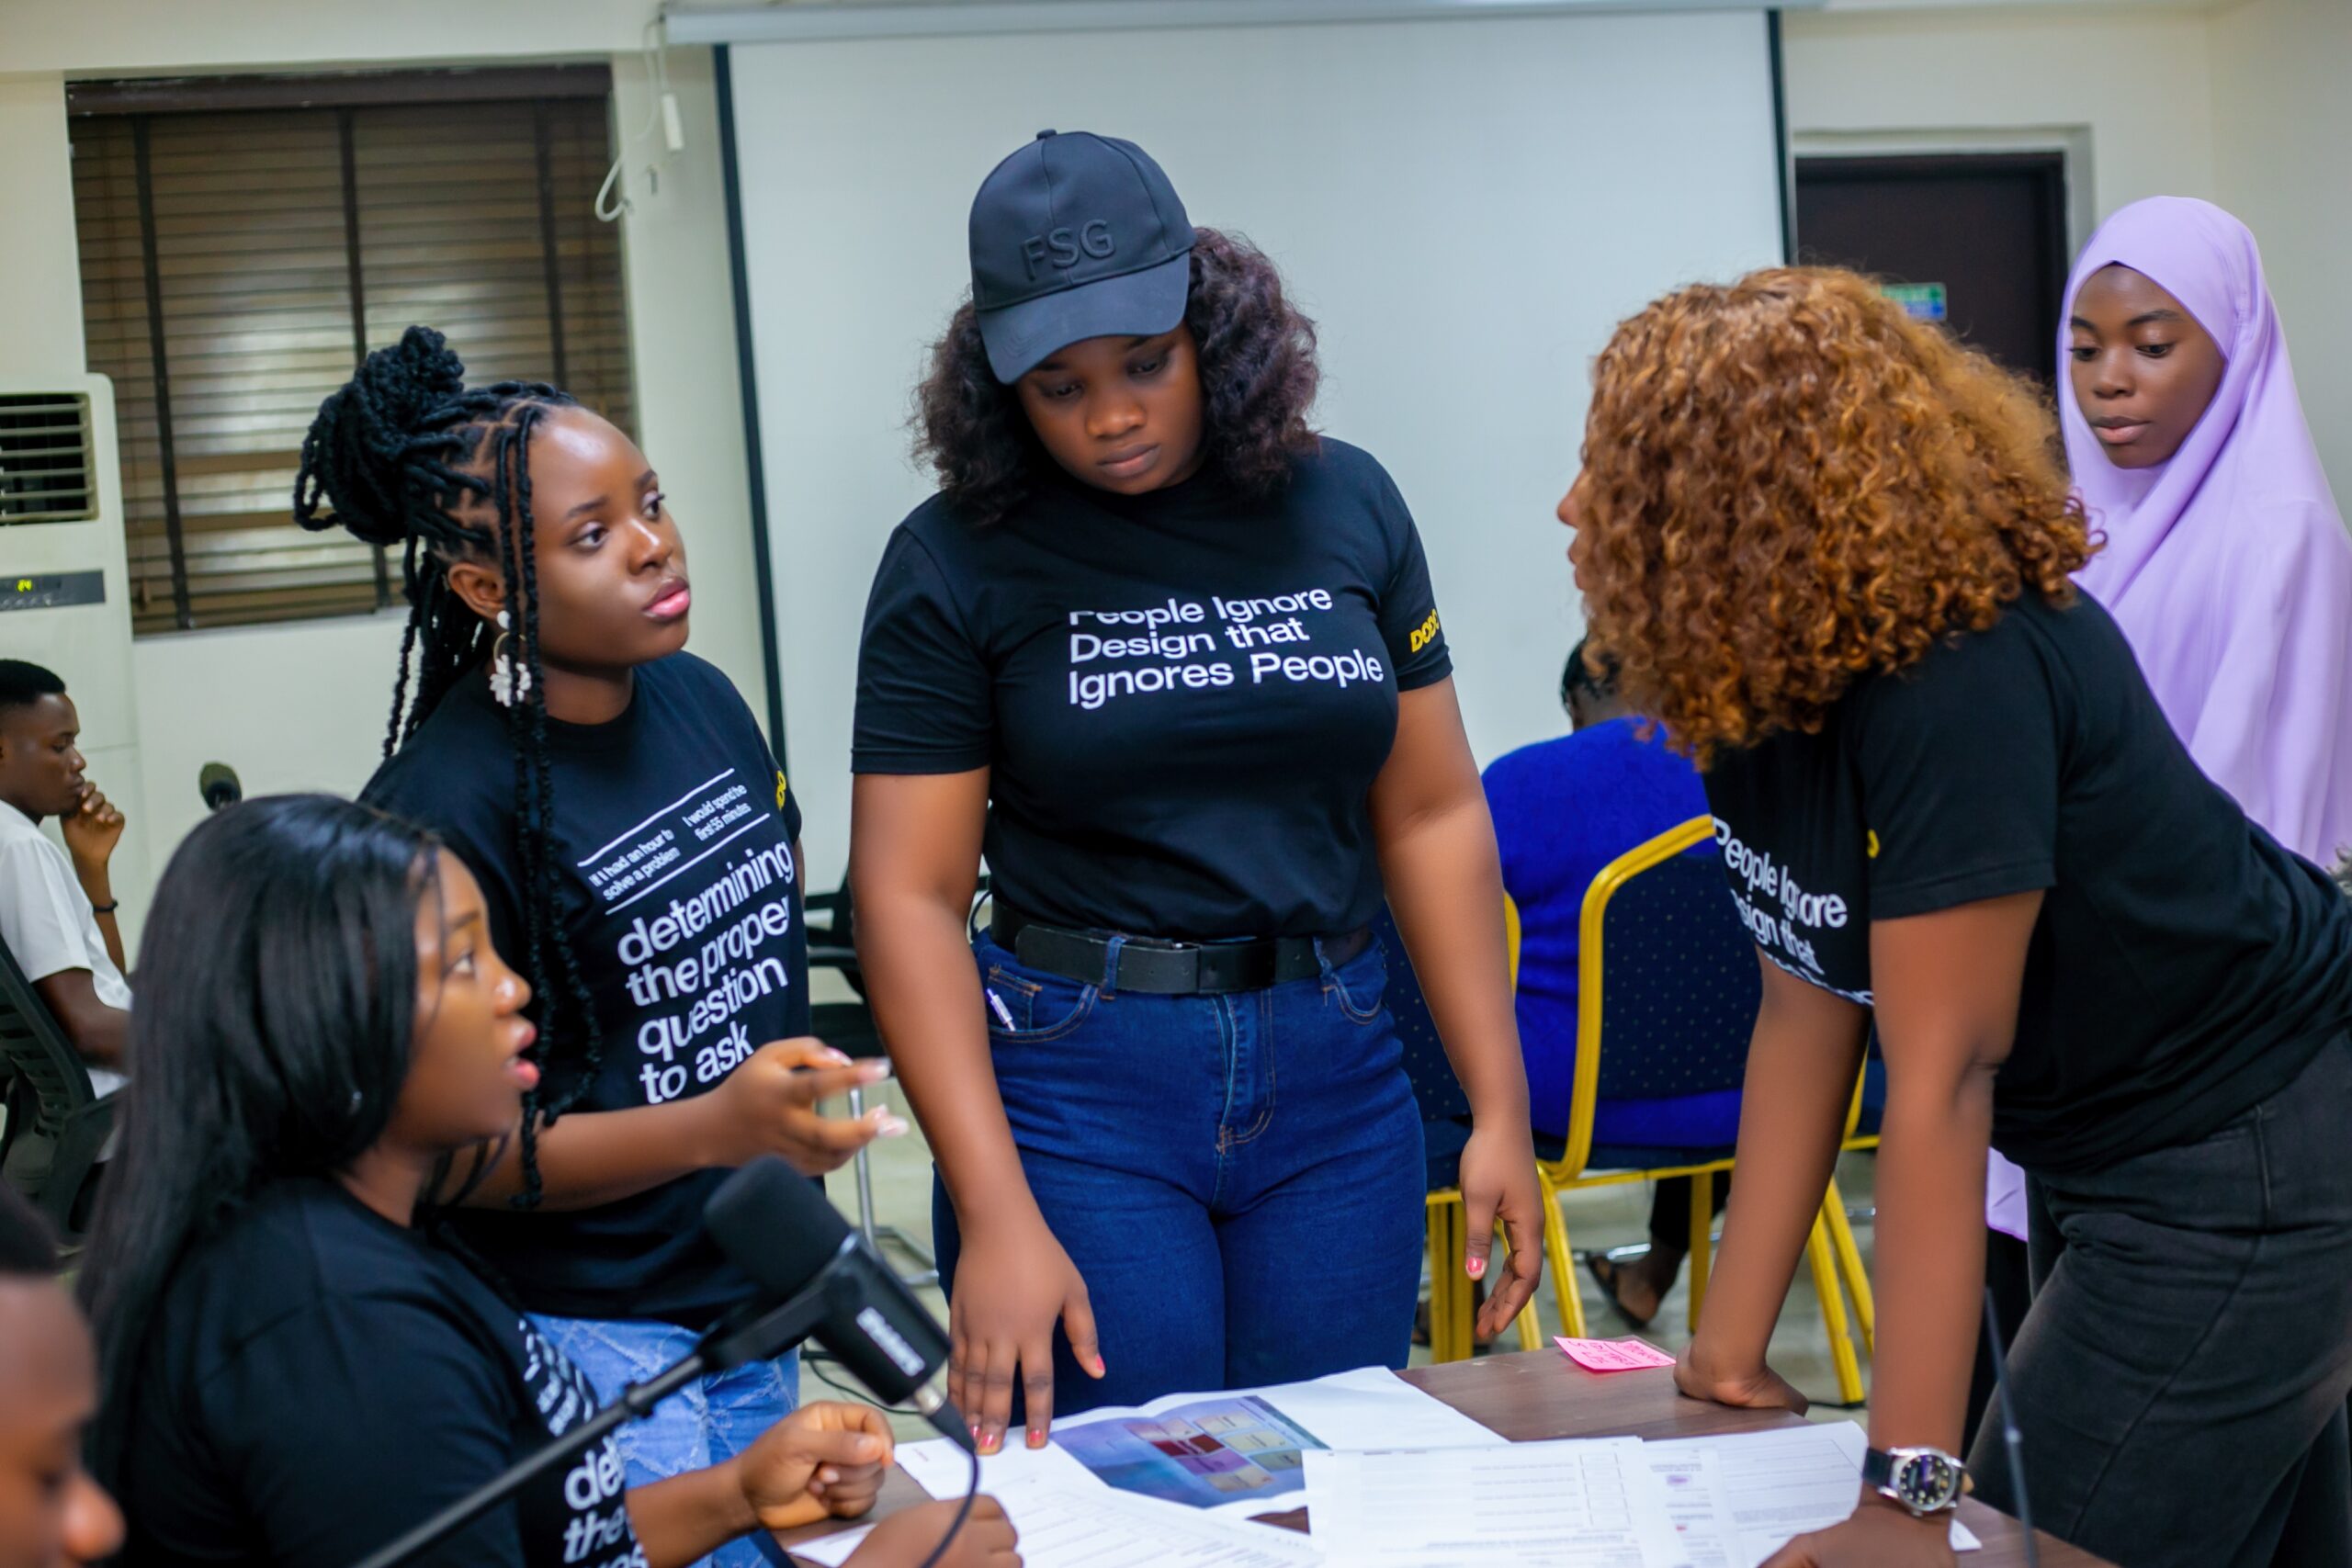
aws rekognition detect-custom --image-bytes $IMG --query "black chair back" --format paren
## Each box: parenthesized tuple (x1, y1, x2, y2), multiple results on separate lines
(0, 936, 118, 1244)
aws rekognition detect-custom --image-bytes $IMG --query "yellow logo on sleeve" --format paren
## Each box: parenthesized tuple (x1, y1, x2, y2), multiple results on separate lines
(1866, 829, 1880, 859)
(775, 771, 789, 809)
(1408, 608, 1442, 654)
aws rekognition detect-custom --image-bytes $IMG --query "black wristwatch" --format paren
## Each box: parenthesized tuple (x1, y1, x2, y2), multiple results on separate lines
(1862, 1446, 1965, 1517)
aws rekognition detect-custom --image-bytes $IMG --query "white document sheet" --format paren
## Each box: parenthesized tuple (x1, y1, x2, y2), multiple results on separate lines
(1302, 1438, 1683, 1567)
(1644, 1448, 1743, 1568)
(1641, 1424, 1981, 1567)
(786, 1477, 1328, 1567)
(897, 1365, 1499, 1525)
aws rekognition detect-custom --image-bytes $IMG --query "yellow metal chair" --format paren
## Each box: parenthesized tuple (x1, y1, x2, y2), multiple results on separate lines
(1532, 816, 1871, 1403)
(1420, 894, 1544, 1361)
(1823, 1066, 1877, 1356)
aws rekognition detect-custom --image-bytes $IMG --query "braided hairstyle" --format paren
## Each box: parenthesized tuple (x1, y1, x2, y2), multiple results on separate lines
(293, 326, 600, 1207)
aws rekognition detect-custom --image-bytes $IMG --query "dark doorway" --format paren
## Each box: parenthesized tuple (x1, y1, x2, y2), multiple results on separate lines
(1795, 152, 2070, 389)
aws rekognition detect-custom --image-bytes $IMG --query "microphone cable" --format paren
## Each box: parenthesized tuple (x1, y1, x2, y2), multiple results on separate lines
(1981, 1286, 2038, 1568)
(799, 1348, 978, 1567)
(914, 1443, 982, 1568)
(801, 1348, 922, 1416)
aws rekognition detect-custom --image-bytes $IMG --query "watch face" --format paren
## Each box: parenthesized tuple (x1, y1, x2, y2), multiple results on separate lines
(1893, 1451, 1961, 1511)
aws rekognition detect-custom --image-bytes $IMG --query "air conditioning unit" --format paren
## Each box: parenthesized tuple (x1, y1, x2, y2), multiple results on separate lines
(0, 375, 148, 933)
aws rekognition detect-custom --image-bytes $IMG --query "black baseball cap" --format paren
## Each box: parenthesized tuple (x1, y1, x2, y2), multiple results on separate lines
(968, 130, 1196, 384)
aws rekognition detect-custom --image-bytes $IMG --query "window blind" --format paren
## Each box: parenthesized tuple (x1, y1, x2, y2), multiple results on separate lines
(72, 80, 632, 634)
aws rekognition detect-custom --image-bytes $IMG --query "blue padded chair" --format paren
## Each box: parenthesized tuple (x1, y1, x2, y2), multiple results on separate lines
(1377, 904, 1545, 1358)
(1529, 817, 1871, 1399)
(1381, 905, 1476, 1189)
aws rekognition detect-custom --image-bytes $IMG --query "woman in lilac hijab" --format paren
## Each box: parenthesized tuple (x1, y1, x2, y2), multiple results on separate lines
(1975, 196, 2352, 1451)
(2062, 196, 2352, 868)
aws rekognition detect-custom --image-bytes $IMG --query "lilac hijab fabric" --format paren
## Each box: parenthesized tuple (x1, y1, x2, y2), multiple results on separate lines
(2063, 197, 2352, 867)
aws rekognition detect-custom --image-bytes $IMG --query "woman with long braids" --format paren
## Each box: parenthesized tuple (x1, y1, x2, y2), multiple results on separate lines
(296, 329, 890, 1553)
(851, 131, 1543, 1455)
(1564, 268, 2352, 1567)
(77, 795, 1015, 1568)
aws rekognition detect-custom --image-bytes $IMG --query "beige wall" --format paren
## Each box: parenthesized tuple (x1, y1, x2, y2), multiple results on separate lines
(0, 7, 767, 955)
(126, 616, 411, 930)
(0, 74, 85, 376)
(2208, 0, 2352, 496)
(608, 44, 768, 713)
(1783, 5, 2218, 227)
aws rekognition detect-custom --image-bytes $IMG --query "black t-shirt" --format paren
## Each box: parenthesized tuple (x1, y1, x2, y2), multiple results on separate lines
(853, 440, 1452, 940)
(1702, 591, 2352, 1173)
(120, 1180, 649, 1568)
(363, 653, 807, 1325)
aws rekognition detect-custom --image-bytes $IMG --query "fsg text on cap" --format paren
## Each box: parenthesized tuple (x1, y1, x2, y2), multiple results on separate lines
(968, 130, 1196, 383)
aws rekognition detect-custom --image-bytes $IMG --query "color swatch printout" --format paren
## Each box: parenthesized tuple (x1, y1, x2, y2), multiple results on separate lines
(1053, 1395, 1325, 1510)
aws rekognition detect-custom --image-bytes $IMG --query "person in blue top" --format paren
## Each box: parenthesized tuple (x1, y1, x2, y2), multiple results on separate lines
(1482, 640, 1717, 1328)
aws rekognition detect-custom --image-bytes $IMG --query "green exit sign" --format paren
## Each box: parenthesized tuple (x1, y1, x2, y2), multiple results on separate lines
(1883, 282, 1949, 322)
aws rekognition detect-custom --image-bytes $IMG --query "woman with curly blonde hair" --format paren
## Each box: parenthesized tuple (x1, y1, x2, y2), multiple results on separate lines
(1561, 268, 2352, 1568)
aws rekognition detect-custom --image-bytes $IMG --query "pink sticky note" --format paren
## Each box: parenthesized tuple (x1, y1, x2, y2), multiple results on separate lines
(1556, 1335, 1677, 1372)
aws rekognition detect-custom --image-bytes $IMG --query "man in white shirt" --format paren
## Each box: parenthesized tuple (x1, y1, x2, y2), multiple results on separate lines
(0, 661, 129, 1093)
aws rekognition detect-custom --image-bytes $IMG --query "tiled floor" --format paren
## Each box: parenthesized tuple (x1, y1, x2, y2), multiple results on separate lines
(801, 1072, 1877, 1438)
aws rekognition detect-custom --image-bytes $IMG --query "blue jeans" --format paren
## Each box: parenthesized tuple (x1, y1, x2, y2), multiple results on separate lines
(935, 933, 1425, 1418)
(533, 1314, 800, 1568)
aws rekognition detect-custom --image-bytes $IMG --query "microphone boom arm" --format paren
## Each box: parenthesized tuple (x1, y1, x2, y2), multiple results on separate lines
(345, 1288, 832, 1568)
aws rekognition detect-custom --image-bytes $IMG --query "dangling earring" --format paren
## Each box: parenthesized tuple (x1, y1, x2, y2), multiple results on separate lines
(490, 610, 533, 708)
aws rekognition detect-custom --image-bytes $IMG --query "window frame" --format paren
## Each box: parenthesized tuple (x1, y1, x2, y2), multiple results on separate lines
(68, 65, 625, 635)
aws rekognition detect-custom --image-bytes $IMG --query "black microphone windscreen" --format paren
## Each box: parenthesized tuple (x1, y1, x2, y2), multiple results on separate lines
(198, 761, 242, 810)
(703, 1156, 853, 1303)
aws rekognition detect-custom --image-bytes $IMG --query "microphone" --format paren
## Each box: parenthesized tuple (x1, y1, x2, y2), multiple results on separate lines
(704, 1157, 974, 1453)
(198, 762, 242, 812)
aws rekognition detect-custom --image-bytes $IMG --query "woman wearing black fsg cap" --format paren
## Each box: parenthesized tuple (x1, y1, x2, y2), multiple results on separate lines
(851, 130, 1544, 1456)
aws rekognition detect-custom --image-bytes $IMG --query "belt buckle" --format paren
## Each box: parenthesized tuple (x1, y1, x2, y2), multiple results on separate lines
(1158, 936, 1204, 993)
(1196, 942, 1265, 994)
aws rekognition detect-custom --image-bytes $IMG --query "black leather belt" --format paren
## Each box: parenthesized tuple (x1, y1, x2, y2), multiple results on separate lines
(990, 906, 1373, 996)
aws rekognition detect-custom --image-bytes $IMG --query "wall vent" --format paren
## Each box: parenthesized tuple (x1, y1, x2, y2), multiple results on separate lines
(0, 394, 96, 525)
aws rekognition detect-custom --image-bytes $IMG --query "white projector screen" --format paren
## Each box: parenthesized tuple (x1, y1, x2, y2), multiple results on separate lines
(723, 9, 1785, 887)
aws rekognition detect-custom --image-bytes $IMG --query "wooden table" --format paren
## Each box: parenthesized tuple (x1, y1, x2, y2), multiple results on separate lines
(781, 1350, 2108, 1565)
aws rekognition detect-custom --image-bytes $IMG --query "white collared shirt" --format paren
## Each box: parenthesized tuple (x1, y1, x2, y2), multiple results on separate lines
(0, 797, 130, 1096)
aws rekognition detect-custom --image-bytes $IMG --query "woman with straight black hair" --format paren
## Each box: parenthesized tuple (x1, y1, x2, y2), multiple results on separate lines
(76, 795, 1015, 1568)
(298, 329, 892, 1538)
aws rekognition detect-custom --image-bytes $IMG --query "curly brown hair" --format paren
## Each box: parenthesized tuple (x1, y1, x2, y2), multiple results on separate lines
(913, 227, 1320, 523)
(1575, 266, 2094, 768)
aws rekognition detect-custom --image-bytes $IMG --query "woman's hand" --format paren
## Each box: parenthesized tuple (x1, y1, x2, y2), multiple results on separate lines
(849, 1497, 1021, 1567)
(701, 1039, 903, 1175)
(735, 1402, 895, 1532)
(1457, 1121, 1545, 1338)
(1760, 1503, 1955, 1567)
(951, 1213, 1104, 1455)
(1673, 1337, 1810, 1415)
